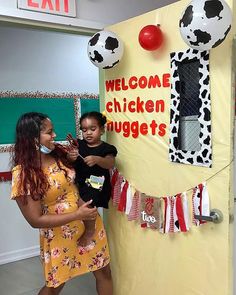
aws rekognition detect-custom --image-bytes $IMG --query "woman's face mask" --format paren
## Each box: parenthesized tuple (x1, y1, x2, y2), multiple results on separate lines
(40, 144, 53, 154)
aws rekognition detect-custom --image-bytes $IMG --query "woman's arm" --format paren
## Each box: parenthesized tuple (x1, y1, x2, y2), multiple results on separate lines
(84, 154, 115, 169)
(15, 197, 97, 229)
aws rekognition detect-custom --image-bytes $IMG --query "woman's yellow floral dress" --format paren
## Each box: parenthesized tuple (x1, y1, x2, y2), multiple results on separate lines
(11, 162, 110, 288)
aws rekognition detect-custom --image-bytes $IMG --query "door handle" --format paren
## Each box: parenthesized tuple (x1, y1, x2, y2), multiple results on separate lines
(194, 209, 223, 224)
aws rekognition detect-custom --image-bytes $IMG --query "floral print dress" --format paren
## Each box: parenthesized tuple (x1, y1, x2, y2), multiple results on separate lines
(11, 162, 110, 288)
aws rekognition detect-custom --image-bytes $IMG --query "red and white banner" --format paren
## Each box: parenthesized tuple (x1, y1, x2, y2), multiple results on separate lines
(110, 168, 210, 234)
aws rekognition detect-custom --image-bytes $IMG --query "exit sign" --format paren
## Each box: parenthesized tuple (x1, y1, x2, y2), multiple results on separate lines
(18, 0, 76, 17)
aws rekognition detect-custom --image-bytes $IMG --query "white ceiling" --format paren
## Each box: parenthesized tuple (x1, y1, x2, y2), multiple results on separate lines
(77, 0, 180, 25)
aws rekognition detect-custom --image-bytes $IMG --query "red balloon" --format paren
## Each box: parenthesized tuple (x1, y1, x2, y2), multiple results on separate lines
(138, 25, 163, 51)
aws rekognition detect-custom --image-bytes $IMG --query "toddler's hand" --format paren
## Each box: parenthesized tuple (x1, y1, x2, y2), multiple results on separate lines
(67, 149, 79, 162)
(84, 155, 99, 167)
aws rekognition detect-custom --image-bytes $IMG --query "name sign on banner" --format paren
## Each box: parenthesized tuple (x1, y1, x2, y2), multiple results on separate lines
(17, 0, 76, 17)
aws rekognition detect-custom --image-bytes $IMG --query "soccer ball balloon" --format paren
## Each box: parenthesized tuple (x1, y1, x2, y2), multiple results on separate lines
(87, 30, 124, 69)
(179, 0, 232, 51)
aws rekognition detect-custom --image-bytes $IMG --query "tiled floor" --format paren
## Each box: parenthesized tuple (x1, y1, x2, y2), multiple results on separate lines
(0, 256, 96, 295)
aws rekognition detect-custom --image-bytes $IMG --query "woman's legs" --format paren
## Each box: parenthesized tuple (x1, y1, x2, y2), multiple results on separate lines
(93, 264, 113, 295)
(38, 283, 65, 295)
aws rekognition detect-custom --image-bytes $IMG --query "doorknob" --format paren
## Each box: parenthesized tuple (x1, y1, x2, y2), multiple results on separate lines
(194, 209, 223, 224)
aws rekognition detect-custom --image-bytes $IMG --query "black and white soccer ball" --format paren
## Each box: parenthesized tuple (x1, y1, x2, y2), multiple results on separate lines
(87, 30, 124, 69)
(179, 0, 232, 51)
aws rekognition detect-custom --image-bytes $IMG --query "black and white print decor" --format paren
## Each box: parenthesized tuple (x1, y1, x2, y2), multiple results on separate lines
(169, 48, 212, 167)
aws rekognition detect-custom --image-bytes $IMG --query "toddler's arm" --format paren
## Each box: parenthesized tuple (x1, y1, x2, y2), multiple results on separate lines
(84, 154, 115, 169)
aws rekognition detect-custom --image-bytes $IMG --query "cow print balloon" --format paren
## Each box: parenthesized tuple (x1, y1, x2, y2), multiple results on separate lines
(87, 30, 124, 69)
(179, 0, 232, 51)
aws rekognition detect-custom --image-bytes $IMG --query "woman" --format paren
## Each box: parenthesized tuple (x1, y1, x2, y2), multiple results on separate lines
(11, 112, 113, 295)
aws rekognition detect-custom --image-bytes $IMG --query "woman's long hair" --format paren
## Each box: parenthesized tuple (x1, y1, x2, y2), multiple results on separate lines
(12, 112, 71, 204)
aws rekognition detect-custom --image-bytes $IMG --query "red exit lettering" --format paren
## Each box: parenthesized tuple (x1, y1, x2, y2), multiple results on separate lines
(27, 0, 69, 13)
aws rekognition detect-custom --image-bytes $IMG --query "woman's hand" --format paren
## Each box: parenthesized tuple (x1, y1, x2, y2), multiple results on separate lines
(16, 197, 97, 228)
(76, 200, 97, 220)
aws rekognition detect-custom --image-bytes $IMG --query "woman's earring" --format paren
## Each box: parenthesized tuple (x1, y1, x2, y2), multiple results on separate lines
(35, 138, 39, 151)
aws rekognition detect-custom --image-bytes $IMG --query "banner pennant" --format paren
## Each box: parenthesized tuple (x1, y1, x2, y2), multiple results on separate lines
(118, 180, 129, 212)
(127, 191, 141, 221)
(163, 194, 190, 233)
(192, 182, 210, 226)
(112, 173, 124, 206)
(125, 184, 133, 215)
(140, 195, 162, 230)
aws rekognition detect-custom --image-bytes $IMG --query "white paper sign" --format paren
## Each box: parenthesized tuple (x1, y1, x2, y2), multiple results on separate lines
(18, 0, 76, 17)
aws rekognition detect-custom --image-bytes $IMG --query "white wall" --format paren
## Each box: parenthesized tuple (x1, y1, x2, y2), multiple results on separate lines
(0, 25, 99, 264)
(0, 25, 98, 92)
(0, 181, 40, 264)
(76, 0, 178, 25)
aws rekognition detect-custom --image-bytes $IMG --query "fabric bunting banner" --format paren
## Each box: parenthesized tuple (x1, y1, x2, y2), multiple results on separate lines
(110, 168, 210, 234)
